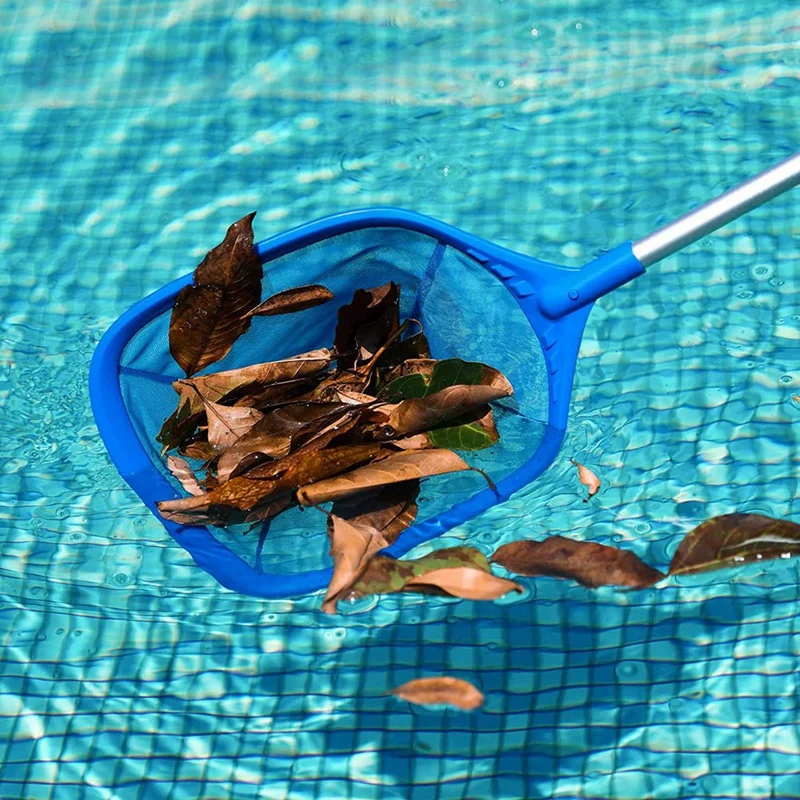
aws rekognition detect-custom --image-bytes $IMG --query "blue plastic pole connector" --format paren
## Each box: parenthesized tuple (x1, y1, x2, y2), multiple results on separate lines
(537, 242, 645, 320)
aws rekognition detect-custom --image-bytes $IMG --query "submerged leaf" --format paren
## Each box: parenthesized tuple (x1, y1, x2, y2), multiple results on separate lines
(297, 449, 470, 506)
(390, 677, 484, 710)
(668, 513, 800, 576)
(492, 536, 664, 588)
(570, 459, 601, 502)
(166, 456, 204, 496)
(247, 284, 334, 317)
(169, 213, 263, 376)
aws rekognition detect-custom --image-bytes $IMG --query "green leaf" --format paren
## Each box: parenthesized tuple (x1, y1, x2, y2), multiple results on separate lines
(382, 372, 429, 401)
(382, 358, 509, 402)
(668, 513, 800, 576)
(428, 407, 499, 451)
(156, 398, 201, 454)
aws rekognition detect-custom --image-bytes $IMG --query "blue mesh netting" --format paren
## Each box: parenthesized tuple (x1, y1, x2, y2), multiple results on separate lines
(118, 227, 549, 575)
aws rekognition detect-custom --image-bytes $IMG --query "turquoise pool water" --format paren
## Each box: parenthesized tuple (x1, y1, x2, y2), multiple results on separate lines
(1, 1, 799, 798)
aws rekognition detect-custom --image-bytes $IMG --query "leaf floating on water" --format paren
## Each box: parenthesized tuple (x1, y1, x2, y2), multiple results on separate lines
(668, 513, 800, 576)
(247, 284, 334, 317)
(297, 449, 470, 506)
(570, 458, 600, 502)
(350, 546, 519, 601)
(492, 536, 664, 588)
(169, 212, 263, 376)
(166, 456, 205, 496)
(204, 400, 264, 450)
(407, 566, 522, 600)
(389, 676, 484, 711)
(322, 483, 420, 614)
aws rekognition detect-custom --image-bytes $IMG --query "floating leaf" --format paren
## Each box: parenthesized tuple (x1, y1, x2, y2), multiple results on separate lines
(166, 456, 204, 496)
(297, 449, 470, 506)
(570, 459, 601, 502)
(389, 677, 484, 711)
(407, 566, 522, 600)
(492, 536, 664, 588)
(334, 283, 400, 369)
(247, 284, 334, 317)
(668, 513, 800, 576)
(204, 400, 264, 450)
(350, 546, 521, 602)
(322, 483, 420, 613)
(169, 213, 263, 376)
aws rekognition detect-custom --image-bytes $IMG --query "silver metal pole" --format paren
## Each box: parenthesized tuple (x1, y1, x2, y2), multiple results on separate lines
(632, 151, 800, 268)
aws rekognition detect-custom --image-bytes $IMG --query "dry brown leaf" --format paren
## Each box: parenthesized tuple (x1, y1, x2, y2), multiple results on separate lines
(668, 513, 800, 576)
(322, 516, 377, 614)
(297, 449, 469, 506)
(174, 349, 333, 414)
(492, 536, 664, 588)
(166, 456, 205, 496)
(169, 213, 263, 376)
(389, 677, 484, 710)
(334, 283, 400, 369)
(216, 402, 347, 481)
(407, 566, 523, 600)
(247, 285, 333, 317)
(321, 483, 420, 614)
(388, 384, 512, 436)
(204, 400, 264, 450)
(570, 459, 601, 502)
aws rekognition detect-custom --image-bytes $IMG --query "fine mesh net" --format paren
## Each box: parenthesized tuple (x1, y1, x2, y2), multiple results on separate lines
(118, 227, 550, 575)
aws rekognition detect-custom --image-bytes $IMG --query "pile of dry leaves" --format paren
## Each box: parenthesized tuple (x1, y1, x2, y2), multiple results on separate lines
(154, 213, 518, 612)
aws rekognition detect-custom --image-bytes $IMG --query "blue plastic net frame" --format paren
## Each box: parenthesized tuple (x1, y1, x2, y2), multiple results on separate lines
(89, 207, 644, 598)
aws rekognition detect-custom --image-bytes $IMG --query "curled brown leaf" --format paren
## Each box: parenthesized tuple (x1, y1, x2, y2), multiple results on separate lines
(297, 449, 469, 506)
(492, 536, 664, 588)
(570, 459, 601, 502)
(246, 284, 333, 317)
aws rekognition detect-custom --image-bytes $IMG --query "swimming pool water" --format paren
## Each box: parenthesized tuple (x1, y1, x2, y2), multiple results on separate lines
(1, 1, 798, 798)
